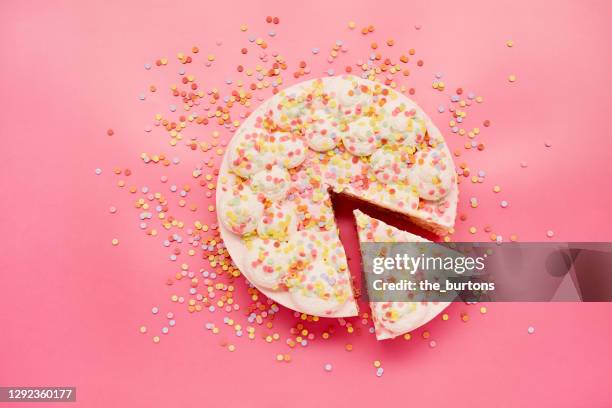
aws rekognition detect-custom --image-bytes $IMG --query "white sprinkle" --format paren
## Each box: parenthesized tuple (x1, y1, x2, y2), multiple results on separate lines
(324, 363, 333, 372)
(527, 326, 535, 334)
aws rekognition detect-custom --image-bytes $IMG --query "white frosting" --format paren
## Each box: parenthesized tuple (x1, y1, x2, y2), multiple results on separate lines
(256, 201, 297, 241)
(372, 302, 427, 333)
(341, 116, 378, 156)
(251, 165, 291, 201)
(271, 132, 307, 169)
(330, 78, 370, 109)
(370, 147, 412, 184)
(229, 131, 276, 178)
(219, 186, 263, 235)
(288, 260, 346, 315)
(383, 105, 425, 147)
(304, 115, 340, 152)
(413, 148, 455, 200)
(243, 238, 290, 290)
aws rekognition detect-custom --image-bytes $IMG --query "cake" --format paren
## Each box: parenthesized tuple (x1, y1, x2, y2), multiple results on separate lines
(353, 209, 450, 340)
(216, 75, 457, 319)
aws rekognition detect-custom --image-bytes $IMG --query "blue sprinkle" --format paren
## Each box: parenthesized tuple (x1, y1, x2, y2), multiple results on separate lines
(437, 106, 445, 113)
(169, 104, 177, 112)
(144, 63, 152, 70)
(139, 93, 146, 101)
(311, 47, 319, 54)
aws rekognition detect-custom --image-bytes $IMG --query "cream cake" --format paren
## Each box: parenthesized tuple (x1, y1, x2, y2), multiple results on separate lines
(353, 209, 450, 340)
(217, 75, 457, 319)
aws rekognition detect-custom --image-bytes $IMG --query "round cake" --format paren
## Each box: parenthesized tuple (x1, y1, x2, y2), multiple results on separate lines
(216, 75, 458, 318)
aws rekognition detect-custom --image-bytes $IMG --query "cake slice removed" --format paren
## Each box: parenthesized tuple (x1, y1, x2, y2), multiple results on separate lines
(354, 209, 450, 340)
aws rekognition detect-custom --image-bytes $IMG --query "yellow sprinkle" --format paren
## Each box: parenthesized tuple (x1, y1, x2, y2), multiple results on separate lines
(348, 21, 356, 29)
(373, 360, 381, 368)
(403, 333, 412, 340)
(480, 306, 488, 314)
(111, 238, 119, 246)
(508, 74, 517, 82)
(276, 354, 284, 361)
(442, 313, 449, 321)
(506, 40, 514, 47)
(139, 326, 147, 334)
(153, 336, 160, 343)
(228, 344, 236, 352)
(493, 185, 501, 193)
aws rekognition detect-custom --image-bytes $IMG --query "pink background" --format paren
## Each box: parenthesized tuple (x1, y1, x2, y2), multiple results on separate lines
(1, 0, 611, 407)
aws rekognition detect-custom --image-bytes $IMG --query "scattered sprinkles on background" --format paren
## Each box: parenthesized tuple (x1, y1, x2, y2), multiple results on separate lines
(95, 16, 541, 373)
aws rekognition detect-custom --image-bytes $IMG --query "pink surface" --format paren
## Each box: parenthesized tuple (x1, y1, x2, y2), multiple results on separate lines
(1, 0, 611, 407)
